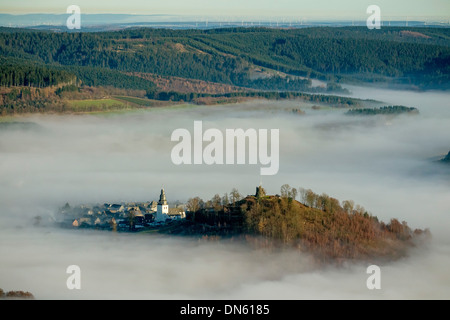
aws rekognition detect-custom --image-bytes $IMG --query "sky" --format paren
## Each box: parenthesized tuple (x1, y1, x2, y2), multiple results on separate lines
(0, 0, 449, 20)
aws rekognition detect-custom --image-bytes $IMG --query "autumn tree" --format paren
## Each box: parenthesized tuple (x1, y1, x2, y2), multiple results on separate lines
(230, 188, 241, 206)
(305, 189, 317, 208)
(342, 200, 355, 214)
(329, 197, 341, 215)
(355, 204, 366, 215)
(222, 193, 229, 206)
(186, 197, 203, 212)
(211, 194, 222, 211)
(318, 193, 331, 212)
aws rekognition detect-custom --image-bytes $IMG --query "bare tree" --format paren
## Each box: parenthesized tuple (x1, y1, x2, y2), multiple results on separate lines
(280, 184, 291, 198)
(305, 189, 317, 208)
(342, 200, 355, 214)
(290, 188, 298, 200)
(299, 187, 308, 204)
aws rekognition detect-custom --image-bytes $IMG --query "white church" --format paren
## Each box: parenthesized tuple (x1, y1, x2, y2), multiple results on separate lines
(155, 188, 169, 221)
(155, 188, 186, 222)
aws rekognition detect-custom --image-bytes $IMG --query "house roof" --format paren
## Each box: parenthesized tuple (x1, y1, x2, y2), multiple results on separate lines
(168, 208, 184, 215)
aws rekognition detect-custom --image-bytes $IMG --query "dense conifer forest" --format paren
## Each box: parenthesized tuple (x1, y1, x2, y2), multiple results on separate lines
(1, 26, 448, 114)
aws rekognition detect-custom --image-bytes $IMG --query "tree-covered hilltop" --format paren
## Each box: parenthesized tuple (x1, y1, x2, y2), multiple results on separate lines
(0, 27, 449, 90)
(346, 105, 419, 116)
(179, 185, 429, 263)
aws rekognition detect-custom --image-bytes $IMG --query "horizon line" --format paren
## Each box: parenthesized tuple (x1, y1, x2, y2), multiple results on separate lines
(0, 13, 449, 20)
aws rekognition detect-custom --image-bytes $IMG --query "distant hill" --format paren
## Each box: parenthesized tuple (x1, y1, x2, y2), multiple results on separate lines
(1, 26, 448, 115)
(1, 14, 447, 29)
(0, 27, 449, 90)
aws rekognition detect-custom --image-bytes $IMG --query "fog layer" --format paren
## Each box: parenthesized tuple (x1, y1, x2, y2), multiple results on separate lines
(0, 86, 449, 299)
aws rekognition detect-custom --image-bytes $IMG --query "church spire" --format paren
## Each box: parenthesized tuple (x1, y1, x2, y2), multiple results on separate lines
(156, 188, 169, 220)
(158, 188, 167, 205)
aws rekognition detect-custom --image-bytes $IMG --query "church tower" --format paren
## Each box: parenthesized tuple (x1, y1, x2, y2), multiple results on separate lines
(156, 188, 169, 220)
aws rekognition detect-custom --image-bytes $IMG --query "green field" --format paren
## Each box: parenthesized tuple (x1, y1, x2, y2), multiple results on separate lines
(113, 96, 155, 106)
(113, 95, 182, 108)
(0, 116, 17, 122)
(66, 98, 130, 112)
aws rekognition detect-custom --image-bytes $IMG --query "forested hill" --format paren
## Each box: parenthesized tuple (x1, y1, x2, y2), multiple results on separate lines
(0, 26, 449, 90)
(173, 186, 430, 263)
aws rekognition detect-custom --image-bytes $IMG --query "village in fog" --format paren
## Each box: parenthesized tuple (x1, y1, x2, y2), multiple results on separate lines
(58, 189, 186, 231)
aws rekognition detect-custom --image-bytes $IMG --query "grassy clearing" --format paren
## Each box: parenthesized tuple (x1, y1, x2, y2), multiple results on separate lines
(0, 116, 17, 122)
(113, 95, 179, 108)
(113, 96, 155, 106)
(66, 98, 131, 112)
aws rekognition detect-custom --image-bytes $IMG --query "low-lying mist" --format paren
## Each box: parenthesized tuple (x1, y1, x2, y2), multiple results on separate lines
(0, 86, 449, 299)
